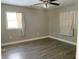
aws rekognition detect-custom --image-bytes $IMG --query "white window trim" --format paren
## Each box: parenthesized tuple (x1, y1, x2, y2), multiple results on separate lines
(6, 11, 23, 30)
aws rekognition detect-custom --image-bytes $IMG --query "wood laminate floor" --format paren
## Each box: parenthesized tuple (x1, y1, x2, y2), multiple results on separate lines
(2, 38, 76, 59)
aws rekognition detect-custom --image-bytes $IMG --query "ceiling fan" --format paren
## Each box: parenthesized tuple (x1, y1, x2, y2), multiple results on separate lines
(32, 0, 60, 8)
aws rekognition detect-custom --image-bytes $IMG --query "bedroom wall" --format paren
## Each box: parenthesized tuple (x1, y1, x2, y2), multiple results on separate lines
(1, 3, 78, 44)
(1, 4, 48, 44)
(48, 4, 78, 43)
(23, 8, 48, 39)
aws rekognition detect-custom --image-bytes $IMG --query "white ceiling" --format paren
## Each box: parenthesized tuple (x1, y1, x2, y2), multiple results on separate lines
(1, 0, 78, 8)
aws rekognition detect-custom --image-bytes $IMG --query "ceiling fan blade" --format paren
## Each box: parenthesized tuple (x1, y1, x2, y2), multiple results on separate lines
(50, 3, 60, 5)
(50, 0, 57, 2)
(33, 3, 43, 5)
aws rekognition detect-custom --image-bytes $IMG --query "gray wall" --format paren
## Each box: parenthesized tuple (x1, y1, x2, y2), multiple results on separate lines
(48, 4, 78, 43)
(24, 8, 48, 38)
(1, 4, 77, 44)
(1, 4, 48, 43)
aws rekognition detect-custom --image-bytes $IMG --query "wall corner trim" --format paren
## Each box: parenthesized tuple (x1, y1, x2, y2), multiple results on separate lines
(48, 35, 77, 46)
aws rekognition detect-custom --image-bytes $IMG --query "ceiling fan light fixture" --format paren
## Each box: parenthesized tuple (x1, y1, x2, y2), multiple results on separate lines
(43, 4, 47, 8)
(43, 3, 49, 8)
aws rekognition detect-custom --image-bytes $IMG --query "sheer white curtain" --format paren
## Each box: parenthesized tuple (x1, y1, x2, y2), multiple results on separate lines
(21, 13, 25, 36)
(59, 9, 74, 36)
(16, 13, 25, 36)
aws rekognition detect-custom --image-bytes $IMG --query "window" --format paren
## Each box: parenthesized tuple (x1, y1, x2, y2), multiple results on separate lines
(6, 12, 22, 29)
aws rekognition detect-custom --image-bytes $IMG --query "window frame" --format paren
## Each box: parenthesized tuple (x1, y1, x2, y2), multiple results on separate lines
(6, 11, 23, 30)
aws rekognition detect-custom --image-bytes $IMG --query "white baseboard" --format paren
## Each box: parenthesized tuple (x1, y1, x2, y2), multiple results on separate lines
(2, 36, 49, 46)
(2, 35, 77, 46)
(48, 35, 77, 46)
